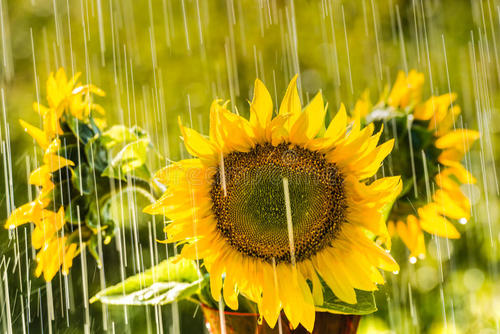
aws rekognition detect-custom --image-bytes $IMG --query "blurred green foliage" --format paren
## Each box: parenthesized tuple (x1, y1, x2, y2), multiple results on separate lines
(1, 0, 499, 333)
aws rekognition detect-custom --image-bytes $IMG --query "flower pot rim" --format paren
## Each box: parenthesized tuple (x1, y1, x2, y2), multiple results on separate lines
(200, 303, 260, 317)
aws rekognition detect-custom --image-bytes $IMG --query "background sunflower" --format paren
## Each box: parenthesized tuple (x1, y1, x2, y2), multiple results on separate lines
(353, 70, 480, 262)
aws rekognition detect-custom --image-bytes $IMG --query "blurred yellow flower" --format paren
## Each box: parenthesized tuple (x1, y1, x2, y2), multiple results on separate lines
(360, 70, 479, 261)
(145, 76, 402, 331)
(387, 69, 425, 109)
(6, 68, 104, 281)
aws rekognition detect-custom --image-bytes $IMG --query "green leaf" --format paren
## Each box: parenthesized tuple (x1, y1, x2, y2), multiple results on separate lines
(100, 125, 143, 149)
(398, 177, 414, 198)
(64, 195, 89, 224)
(90, 258, 202, 306)
(49, 179, 79, 210)
(98, 125, 164, 182)
(66, 115, 96, 145)
(57, 143, 82, 165)
(99, 185, 156, 231)
(50, 165, 73, 184)
(316, 281, 377, 315)
(72, 163, 93, 195)
(85, 137, 109, 173)
(86, 200, 100, 230)
(102, 138, 152, 182)
(92, 280, 202, 306)
(88, 235, 102, 266)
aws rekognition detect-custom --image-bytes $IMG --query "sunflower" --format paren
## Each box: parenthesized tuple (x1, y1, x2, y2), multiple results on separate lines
(145, 76, 401, 331)
(356, 70, 479, 261)
(6, 68, 105, 281)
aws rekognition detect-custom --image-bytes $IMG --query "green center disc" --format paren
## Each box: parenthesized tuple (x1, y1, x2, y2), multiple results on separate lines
(210, 143, 347, 264)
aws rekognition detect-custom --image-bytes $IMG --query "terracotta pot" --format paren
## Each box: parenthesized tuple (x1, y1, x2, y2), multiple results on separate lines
(201, 305, 360, 334)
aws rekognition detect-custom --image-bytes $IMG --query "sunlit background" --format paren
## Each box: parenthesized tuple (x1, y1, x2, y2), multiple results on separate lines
(0, 0, 499, 333)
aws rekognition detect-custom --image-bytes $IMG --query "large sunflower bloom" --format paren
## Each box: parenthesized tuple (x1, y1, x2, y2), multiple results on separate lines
(145, 76, 401, 331)
(359, 70, 479, 261)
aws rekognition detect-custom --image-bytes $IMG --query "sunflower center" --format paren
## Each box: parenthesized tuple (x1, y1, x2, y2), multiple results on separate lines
(210, 143, 347, 264)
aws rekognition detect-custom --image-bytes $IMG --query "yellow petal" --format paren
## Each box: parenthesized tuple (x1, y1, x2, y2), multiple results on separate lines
(250, 79, 273, 142)
(217, 107, 255, 152)
(62, 243, 79, 275)
(294, 271, 316, 332)
(299, 261, 323, 305)
(387, 70, 425, 108)
(435, 129, 480, 152)
(353, 138, 395, 179)
(306, 104, 348, 152)
(55, 68, 68, 86)
(32, 206, 66, 249)
(42, 237, 65, 281)
(43, 154, 75, 172)
(278, 75, 300, 116)
(208, 100, 224, 149)
(414, 94, 456, 121)
(342, 225, 399, 272)
(289, 92, 325, 144)
(396, 215, 426, 259)
(352, 90, 371, 122)
(42, 109, 63, 138)
(438, 149, 464, 165)
(268, 114, 290, 146)
(278, 75, 301, 132)
(5, 198, 50, 229)
(153, 159, 205, 186)
(324, 103, 347, 140)
(208, 254, 226, 302)
(223, 273, 239, 310)
(443, 163, 476, 184)
(277, 265, 315, 331)
(433, 189, 470, 220)
(29, 166, 51, 186)
(433, 104, 461, 136)
(329, 249, 377, 291)
(260, 263, 281, 329)
(314, 253, 356, 304)
(46, 73, 62, 108)
(46, 138, 61, 154)
(178, 117, 218, 165)
(387, 71, 406, 108)
(19, 119, 50, 149)
(418, 204, 460, 239)
(33, 102, 50, 116)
